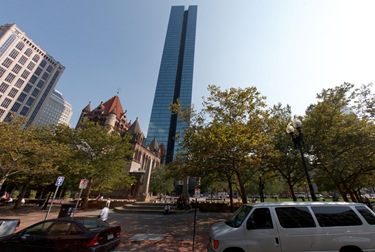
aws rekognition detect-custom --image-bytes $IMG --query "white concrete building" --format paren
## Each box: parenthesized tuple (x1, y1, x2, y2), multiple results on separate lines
(36, 89, 73, 126)
(0, 24, 65, 126)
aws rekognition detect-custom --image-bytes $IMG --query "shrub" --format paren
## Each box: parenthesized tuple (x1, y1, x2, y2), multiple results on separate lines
(28, 190, 37, 199)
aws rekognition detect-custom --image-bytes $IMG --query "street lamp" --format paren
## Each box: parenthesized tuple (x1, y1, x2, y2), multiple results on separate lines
(286, 118, 317, 202)
(259, 175, 265, 202)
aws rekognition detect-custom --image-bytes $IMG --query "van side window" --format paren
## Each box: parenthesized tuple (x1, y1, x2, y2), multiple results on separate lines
(247, 208, 273, 229)
(312, 206, 362, 227)
(275, 207, 315, 228)
(355, 206, 375, 225)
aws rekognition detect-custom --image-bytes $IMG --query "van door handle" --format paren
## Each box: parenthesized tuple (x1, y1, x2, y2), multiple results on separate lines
(275, 237, 279, 245)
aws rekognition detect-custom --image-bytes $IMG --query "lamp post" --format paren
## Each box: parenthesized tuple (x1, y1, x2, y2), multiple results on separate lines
(286, 118, 317, 202)
(259, 175, 265, 202)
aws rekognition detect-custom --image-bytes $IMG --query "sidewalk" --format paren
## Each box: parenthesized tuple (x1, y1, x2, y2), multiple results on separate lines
(0, 205, 232, 251)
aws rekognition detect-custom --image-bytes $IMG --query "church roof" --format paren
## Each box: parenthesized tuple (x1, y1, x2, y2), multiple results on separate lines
(128, 117, 142, 135)
(148, 137, 159, 152)
(82, 102, 91, 112)
(102, 96, 125, 120)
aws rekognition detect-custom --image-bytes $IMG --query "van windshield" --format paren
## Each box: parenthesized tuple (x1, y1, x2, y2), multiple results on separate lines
(225, 205, 252, 228)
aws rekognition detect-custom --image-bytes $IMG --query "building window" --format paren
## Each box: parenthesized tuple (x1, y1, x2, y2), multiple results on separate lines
(11, 64, 22, 74)
(31, 88, 39, 97)
(20, 106, 29, 116)
(24, 48, 32, 57)
(2, 58, 13, 68)
(14, 79, 24, 88)
(9, 49, 19, 59)
(26, 97, 35, 106)
(41, 72, 49, 80)
(16, 42, 25, 51)
(40, 60, 47, 68)
(24, 84, 32, 93)
(32, 54, 40, 63)
(34, 67, 43, 76)
(0, 109, 4, 117)
(1, 98, 12, 108)
(5, 73, 16, 83)
(29, 75, 37, 84)
(36, 80, 44, 88)
(0, 82, 9, 93)
(10, 102, 21, 112)
(8, 88, 18, 98)
(0, 66, 6, 78)
(46, 65, 53, 73)
(18, 92, 27, 102)
(20, 70, 30, 79)
(26, 61, 35, 71)
(18, 55, 27, 65)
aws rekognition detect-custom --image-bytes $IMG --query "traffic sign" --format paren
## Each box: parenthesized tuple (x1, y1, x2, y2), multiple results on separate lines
(55, 176, 65, 187)
(79, 179, 89, 189)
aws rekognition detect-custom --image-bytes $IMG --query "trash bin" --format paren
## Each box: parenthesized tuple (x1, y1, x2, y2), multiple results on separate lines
(58, 203, 75, 218)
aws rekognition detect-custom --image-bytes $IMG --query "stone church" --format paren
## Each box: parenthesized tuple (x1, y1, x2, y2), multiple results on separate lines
(75, 95, 165, 202)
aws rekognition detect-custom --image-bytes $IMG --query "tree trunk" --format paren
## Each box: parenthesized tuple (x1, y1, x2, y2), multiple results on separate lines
(234, 170, 248, 204)
(227, 176, 234, 212)
(0, 174, 9, 191)
(287, 181, 297, 201)
(13, 183, 29, 209)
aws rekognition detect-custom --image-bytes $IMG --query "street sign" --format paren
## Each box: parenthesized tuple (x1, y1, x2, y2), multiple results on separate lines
(55, 176, 65, 187)
(79, 179, 89, 189)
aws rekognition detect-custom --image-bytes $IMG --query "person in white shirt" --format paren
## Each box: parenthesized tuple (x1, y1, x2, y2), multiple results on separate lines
(164, 204, 171, 214)
(98, 206, 109, 222)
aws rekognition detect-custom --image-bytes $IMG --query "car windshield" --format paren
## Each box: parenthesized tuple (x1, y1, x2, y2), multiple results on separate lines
(225, 205, 252, 228)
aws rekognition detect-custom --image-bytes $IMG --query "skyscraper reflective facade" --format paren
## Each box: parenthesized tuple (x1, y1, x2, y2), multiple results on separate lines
(146, 5, 197, 163)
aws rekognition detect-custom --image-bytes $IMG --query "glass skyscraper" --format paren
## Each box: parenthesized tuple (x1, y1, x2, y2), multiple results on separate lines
(146, 5, 197, 163)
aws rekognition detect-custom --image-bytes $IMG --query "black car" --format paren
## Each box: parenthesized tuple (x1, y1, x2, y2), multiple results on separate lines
(0, 217, 121, 252)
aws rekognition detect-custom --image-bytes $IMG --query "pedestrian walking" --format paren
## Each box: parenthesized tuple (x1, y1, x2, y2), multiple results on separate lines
(98, 205, 109, 222)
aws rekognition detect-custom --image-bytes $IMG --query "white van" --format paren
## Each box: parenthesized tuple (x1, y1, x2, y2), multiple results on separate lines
(208, 202, 375, 252)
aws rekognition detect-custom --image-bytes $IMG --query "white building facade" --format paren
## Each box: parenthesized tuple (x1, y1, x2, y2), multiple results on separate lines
(36, 89, 72, 126)
(0, 24, 65, 126)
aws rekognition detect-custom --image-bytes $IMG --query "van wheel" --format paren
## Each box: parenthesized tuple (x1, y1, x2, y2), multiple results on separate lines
(340, 246, 362, 252)
(223, 248, 245, 252)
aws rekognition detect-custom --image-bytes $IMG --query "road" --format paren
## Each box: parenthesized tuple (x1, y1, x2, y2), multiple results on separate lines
(0, 205, 232, 251)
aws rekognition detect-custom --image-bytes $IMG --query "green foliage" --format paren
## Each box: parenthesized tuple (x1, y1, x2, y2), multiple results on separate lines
(304, 83, 375, 202)
(178, 85, 273, 204)
(149, 165, 175, 194)
(54, 122, 135, 194)
(11, 190, 19, 198)
(28, 190, 37, 199)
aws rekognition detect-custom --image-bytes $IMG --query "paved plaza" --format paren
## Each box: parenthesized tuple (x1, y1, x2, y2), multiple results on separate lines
(0, 205, 232, 251)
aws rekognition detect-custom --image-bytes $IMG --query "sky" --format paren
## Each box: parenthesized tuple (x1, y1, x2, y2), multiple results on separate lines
(1, 0, 375, 134)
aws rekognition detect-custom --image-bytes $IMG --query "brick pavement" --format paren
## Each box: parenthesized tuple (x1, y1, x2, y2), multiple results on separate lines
(0, 205, 232, 251)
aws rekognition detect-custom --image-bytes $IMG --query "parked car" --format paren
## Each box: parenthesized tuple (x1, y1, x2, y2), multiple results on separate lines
(0, 217, 121, 252)
(0, 219, 20, 237)
(208, 202, 375, 252)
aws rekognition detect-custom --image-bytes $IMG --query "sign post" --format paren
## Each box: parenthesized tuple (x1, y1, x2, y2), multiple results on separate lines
(44, 176, 64, 220)
(72, 179, 89, 219)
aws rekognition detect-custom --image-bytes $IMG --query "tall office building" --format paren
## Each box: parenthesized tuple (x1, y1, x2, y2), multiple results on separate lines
(146, 5, 197, 163)
(36, 89, 73, 126)
(0, 24, 65, 126)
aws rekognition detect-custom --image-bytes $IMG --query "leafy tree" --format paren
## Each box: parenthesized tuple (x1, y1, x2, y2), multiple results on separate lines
(12, 125, 71, 208)
(54, 122, 135, 208)
(265, 104, 307, 201)
(149, 165, 175, 196)
(178, 85, 273, 206)
(304, 83, 375, 202)
(0, 117, 32, 189)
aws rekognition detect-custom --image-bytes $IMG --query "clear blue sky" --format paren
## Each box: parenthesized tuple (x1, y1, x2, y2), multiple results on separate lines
(1, 0, 374, 133)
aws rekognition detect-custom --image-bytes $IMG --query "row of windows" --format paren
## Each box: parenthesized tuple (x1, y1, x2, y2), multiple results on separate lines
(247, 206, 375, 230)
(22, 38, 58, 67)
